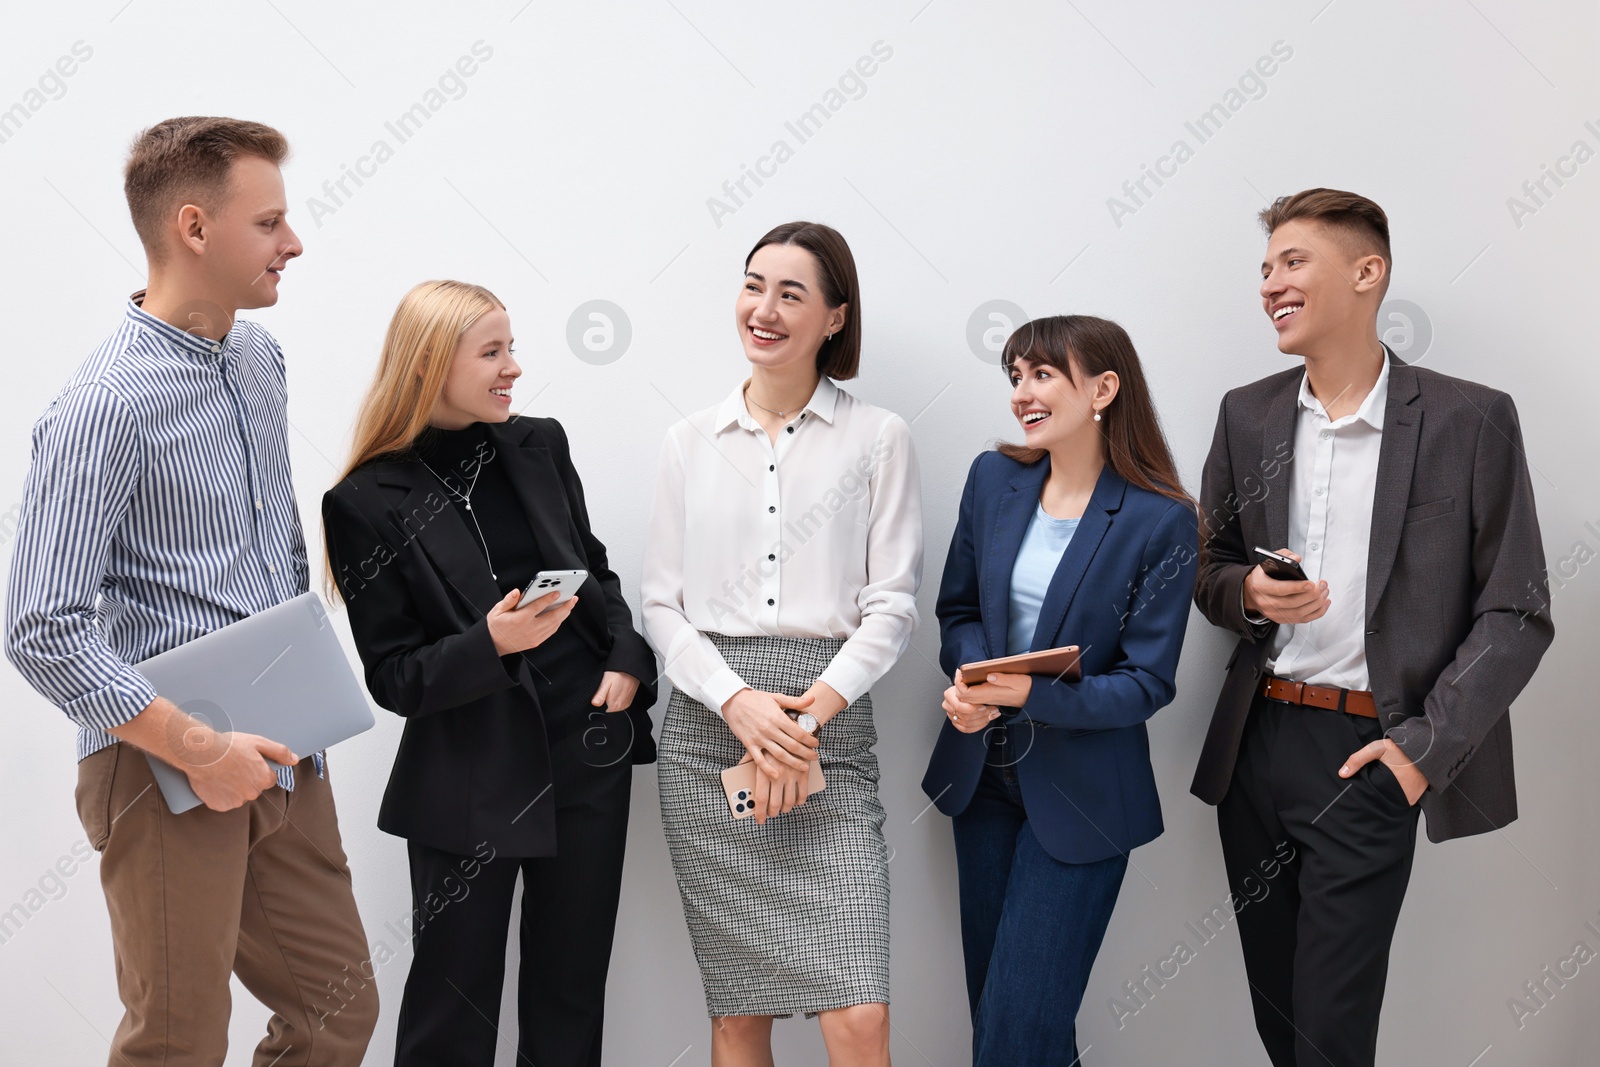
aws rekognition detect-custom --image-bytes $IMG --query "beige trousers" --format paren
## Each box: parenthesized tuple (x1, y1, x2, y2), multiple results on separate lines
(74, 743, 378, 1066)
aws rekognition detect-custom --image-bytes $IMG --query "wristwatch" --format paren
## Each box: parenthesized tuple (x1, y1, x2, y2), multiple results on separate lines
(786, 709, 819, 735)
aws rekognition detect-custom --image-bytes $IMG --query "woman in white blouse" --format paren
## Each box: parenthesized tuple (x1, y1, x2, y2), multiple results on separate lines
(642, 221, 922, 1066)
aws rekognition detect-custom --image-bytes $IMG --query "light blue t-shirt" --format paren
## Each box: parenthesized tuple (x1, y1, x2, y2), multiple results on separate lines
(1006, 503, 1081, 657)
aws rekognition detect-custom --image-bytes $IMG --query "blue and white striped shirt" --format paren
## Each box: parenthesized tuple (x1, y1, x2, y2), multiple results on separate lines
(6, 299, 314, 790)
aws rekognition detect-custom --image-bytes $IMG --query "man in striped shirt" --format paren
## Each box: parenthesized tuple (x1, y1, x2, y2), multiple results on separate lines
(5, 117, 376, 1065)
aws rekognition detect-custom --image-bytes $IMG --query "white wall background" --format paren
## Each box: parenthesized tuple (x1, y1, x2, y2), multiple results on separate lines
(2, 1, 1596, 1063)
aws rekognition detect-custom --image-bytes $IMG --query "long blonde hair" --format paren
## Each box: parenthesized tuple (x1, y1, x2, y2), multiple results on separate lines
(322, 279, 505, 601)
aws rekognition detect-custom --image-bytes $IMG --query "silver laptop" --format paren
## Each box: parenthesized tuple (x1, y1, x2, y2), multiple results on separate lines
(134, 592, 375, 813)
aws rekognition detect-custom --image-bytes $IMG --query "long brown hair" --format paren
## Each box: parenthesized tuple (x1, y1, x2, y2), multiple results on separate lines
(322, 279, 505, 601)
(997, 315, 1193, 512)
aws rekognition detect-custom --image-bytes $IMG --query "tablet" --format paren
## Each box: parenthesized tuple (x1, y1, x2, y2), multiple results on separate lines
(957, 645, 1081, 686)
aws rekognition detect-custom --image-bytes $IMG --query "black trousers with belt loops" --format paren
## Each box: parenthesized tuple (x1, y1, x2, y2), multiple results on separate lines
(1218, 692, 1422, 1067)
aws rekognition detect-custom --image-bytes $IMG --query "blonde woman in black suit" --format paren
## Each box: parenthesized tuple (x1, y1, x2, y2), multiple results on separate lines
(323, 280, 656, 1067)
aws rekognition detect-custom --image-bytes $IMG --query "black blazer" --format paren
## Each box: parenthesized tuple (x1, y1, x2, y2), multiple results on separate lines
(1191, 351, 1552, 842)
(322, 416, 657, 857)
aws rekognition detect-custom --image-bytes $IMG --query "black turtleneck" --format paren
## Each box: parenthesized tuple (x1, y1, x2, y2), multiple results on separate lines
(412, 422, 543, 598)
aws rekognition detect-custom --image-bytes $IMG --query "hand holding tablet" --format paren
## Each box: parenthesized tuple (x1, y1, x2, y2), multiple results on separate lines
(956, 644, 1081, 687)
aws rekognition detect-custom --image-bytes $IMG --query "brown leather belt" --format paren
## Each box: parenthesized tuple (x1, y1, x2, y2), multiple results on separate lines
(1258, 676, 1377, 719)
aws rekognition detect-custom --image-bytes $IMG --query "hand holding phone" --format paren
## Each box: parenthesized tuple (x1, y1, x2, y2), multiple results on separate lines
(1244, 547, 1329, 626)
(514, 569, 588, 614)
(1252, 547, 1309, 583)
(487, 570, 588, 656)
(722, 757, 825, 820)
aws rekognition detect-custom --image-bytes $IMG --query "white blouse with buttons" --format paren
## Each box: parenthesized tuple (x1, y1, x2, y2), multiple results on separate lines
(641, 377, 924, 716)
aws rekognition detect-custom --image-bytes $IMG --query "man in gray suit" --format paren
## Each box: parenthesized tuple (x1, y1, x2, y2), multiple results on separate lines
(1191, 188, 1552, 1067)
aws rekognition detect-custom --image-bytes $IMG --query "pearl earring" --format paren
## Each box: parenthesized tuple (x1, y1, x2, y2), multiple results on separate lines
(1093, 411, 1102, 422)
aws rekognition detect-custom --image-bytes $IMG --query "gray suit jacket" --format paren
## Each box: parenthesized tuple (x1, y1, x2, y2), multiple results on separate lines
(1191, 349, 1553, 842)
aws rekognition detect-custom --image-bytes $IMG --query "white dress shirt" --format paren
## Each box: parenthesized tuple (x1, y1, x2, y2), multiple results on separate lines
(641, 377, 923, 715)
(1266, 357, 1389, 689)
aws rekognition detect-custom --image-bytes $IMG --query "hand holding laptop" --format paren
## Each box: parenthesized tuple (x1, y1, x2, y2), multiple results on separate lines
(111, 694, 299, 811)
(134, 593, 376, 814)
(183, 729, 298, 812)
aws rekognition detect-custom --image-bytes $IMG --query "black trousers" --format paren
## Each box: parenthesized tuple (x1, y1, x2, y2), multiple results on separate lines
(394, 638, 634, 1067)
(1218, 693, 1421, 1067)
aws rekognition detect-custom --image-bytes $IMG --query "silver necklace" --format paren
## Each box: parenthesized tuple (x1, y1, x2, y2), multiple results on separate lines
(419, 458, 499, 581)
(745, 386, 806, 419)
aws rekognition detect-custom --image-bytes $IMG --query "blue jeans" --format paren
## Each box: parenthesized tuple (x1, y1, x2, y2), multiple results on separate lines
(952, 756, 1128, 1066)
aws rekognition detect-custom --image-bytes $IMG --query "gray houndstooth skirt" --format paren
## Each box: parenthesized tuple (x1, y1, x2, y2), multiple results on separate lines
(658, 634, 890, 1018)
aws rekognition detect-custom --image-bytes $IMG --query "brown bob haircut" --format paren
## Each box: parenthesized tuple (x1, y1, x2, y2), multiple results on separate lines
(745, 221, 861, 380)
(124, 116, 289, 262)
(1258, 187, 1391, 275)
(998, 315, 1193, 514)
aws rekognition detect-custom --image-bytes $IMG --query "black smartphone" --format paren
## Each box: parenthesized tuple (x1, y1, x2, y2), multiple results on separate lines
(1253, 547, 1309, 583)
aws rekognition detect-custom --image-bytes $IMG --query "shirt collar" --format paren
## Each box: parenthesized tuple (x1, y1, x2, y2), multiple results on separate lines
(126, 290, 239, 365)
(712, 376, 839, 434)
(1296, 348, 1390, 432)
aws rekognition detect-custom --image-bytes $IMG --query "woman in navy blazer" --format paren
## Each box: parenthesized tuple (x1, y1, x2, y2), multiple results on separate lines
(923, 315, 1198, 1066)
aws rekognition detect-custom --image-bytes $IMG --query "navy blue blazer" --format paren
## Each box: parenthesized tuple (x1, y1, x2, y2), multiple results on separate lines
(921, 452, 1199, 864)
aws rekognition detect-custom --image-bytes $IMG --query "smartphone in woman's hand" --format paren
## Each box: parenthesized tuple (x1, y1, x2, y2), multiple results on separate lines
(515, 569, 589, 613)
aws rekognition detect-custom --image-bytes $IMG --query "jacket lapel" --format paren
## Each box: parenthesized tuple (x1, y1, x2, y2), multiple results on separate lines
(375, 465, 504, 619)
(1263, 378, 1299, 551)
(488, 418, 612, 653)
(984, 461, 1048, 658)
(489, 421, 587, 573)
(1366, 352, 1421, 618)
(1029, 468, 1124, 650)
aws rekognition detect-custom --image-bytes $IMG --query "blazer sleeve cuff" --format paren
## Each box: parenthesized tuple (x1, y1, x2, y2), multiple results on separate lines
(603, 631, 657, 684)
(468, 616, 522, 684)
(1240, 586, 1271, 628)
(1223, 564, 1272, 639)
(1386, 715, 1451, 791)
